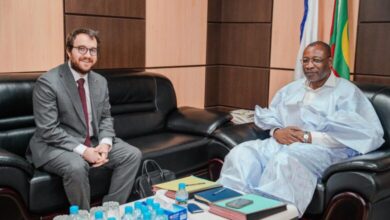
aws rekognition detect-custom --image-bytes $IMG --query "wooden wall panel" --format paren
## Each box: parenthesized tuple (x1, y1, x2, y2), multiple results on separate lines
(219, 0, 272, 22)
(206, 0, 272, 109)
(205, 66, 219, 106)
(65, 15, 145, 69)
(359, 0, 390, 22)
(65, 0, 145, 18)
(219, 24, 271, 67)
(0, 0, 64, 73)
(208, 0, 222, 22)
(206, 66, 269, 109)
(268, 69, 294, 103)
(207, 24, 221, 65)
(354, 75, 390, 85)
(270, 0, 303, 69)
(146, 0, 207, 67)
(151, 67, 205, 108)
(355, 23, 390, 76)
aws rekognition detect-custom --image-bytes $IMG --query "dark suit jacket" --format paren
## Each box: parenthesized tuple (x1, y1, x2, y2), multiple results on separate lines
(29, 63, 115, 167)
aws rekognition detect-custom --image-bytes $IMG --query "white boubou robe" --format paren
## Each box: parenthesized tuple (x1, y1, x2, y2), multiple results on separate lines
(218, 73, 384, 216)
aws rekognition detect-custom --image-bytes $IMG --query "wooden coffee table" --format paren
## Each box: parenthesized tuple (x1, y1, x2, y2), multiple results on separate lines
(120, 197, 299, 220)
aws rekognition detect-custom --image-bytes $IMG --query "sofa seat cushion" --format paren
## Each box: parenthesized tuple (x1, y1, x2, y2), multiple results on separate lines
(29, 168, 112, 214)
(127, 132, 220, 175)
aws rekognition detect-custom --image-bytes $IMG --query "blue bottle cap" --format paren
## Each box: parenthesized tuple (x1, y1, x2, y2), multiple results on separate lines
(157, 208, 165, 215)
(95, 210, 103, 219)
(153, 203, 160, 210)
(135, 201, 142, 209)
(69, 205, 79, 214)
(143, 211, 151, 220)
(125, 205, 133, 214)
(178, 182, 186, 190)
(146, 198, 154, 205)
(141, 205, 148, 213)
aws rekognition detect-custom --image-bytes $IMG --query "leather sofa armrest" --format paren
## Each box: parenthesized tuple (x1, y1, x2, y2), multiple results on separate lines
(212, 123, 270, 149)
(167, 107, 233, 136)
(323, 150, 390, 180)
(0, 148, 34, 176)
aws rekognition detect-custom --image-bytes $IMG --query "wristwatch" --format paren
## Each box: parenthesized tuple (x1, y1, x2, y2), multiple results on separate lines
(303, 131, 310, 143)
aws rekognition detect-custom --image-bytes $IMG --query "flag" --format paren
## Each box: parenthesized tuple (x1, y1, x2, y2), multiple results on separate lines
(294, 0, 318, 80)
(330, 0, 350, 79)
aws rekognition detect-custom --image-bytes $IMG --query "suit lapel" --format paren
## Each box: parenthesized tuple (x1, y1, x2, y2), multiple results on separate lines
(59, 64, 87, 129)
(88, 72, 100, 136)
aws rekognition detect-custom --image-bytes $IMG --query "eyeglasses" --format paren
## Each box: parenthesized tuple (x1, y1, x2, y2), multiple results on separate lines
(72, 46, 98, 56)
(301, 57, 329, 65)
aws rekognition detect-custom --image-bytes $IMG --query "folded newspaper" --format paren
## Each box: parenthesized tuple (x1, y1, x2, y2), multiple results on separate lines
(230, 109, 255, 124)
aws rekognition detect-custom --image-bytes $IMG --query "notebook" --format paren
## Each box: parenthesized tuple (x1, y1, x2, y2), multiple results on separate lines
(194, 187, 242, 205)
(209, 194, 287, 220)
(152, 176, 221, 198)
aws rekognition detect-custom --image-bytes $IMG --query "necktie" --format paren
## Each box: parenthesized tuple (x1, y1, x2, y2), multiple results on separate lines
(77, 78, 91, 147)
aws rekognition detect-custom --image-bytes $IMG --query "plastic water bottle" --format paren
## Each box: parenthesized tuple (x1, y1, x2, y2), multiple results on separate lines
(95, 210, 105, 220)
(152, 203, 160, 213)
(133, 201, 142, 220)
(143, 211, 151, 220)
(121, 206, 134, 220)
(146, 198, 154, 209)
(69, 205, 81, 220)
(145, 199, 157, 219)
(175, 183, 188, 205)
(155, 208, 168, 220)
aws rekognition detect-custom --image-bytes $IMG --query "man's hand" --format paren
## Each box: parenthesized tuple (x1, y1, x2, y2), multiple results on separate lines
(82, 147, 103, 164)
(273, 126, 306, 145)
(92, 144, 110, 167)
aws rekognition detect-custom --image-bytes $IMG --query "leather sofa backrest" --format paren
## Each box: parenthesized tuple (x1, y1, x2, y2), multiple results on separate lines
(0, 80, 36, 157)
(0, 72, 176, 157)
(107, 72, 177, 139)
(358, 83, 390, 150)
(1, 76, 387, 156)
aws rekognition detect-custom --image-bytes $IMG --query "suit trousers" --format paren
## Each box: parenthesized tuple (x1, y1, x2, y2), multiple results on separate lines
(42, 141, 142, 210)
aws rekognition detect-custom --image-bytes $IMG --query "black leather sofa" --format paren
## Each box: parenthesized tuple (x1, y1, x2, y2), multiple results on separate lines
(0, 72, 232, 219)
(213, 83, 390, 220)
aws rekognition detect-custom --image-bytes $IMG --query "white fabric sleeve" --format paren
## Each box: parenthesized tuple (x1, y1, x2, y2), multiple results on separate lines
(311, 131, 343, 148)
(100, 137, 113, 151)
(270, 128, 279, 137)
(73, 144, 87, 155)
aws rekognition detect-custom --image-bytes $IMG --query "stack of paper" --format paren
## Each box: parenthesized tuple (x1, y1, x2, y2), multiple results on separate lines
(153, 176, 221, 199)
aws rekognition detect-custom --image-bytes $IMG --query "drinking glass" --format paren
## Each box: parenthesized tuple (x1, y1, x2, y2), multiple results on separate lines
(79, 209, 90, 220)
(90, 206, 107, 220)
(103, 201, 120, 219)
(53, 215, 70, 220)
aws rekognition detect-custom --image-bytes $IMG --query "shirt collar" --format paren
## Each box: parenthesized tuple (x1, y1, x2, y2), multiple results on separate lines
(68, 61, 88, 82)
(304, 71, 338, 91)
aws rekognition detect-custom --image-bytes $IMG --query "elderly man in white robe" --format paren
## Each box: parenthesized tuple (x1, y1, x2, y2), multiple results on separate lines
(218, 41, 384, 216)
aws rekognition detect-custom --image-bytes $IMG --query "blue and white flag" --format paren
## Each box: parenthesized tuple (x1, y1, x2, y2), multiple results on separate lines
(294, 0, 318, 79)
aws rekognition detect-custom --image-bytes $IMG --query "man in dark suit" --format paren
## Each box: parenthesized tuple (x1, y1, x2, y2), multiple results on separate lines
(28, 28, 142, 209)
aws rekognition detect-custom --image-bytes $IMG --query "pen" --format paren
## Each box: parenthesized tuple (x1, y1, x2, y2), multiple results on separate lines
(186, 182, 206, 186)
(212, 188, 226, 195)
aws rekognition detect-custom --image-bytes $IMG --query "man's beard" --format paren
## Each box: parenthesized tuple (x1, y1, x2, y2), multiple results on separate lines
(70, 59, 92, 75)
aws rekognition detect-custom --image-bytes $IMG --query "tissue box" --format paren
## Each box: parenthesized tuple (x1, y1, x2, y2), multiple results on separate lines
(164, 204, 187, 220)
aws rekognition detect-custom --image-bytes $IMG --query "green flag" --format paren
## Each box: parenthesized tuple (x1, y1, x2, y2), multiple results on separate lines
(329, 0, 350, 79)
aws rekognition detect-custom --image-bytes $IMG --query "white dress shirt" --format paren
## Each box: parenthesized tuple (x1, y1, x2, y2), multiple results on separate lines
(68, 62, 112, 155)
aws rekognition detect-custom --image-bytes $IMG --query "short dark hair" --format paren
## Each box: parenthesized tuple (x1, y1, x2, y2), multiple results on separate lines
(65, 28, 100, 52)
(306, 41, 331, 57)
